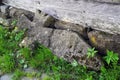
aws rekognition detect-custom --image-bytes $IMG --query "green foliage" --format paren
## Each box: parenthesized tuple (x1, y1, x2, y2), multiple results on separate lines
(87, 48, 98, 58)
(0, 21, 27, 73)
(15, 30, 24, 41)
(71, 59, 78, 67)
(85, 76, 93, 80)
(99, 50, 120, 80)
(104, 50, 119, 65)
(11, 20, 17, 26)
(12, 69, 24, 80)
(99, 65, 120, 80)
(0, 54, 15, 73)
(30, 43, 53, 68)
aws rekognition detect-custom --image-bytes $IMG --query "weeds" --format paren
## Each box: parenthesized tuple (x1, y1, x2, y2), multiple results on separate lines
(86, 48, 120, 80)
(104, 50, 119, 65)
(87, 48, 98, 58)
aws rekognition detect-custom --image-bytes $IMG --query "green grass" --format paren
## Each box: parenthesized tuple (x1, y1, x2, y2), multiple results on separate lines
(0, 21, 120, 80)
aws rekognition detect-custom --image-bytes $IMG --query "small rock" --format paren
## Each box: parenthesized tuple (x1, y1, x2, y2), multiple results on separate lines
(55, 20, 87, 38)
(34, 10, 56, 27)
(0, 70, 3, 76)
(17, 14, 32, 29)
(24, 67, 38, 73)
(9, 7, 34, 21)
(0, 12, 6, 18)
(1, 74, 13, 80)
(41, 73, 50, 80)
(0, 18, 9, 26)
(0, 5, 9, 14)
(21, 77, 39, 80)
(19, 37, 33, 47)
(27, 26, 53, 47)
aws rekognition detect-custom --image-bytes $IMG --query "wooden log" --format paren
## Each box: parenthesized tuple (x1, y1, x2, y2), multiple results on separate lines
(3, 0, 120, 34)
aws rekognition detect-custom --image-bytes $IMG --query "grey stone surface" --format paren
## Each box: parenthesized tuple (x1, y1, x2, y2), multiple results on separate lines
(24, 67, 38, 73)
(8, 7, 34, 21)
(27, 25, 53, 47)
(95, 0, 120, 3)
(0, 17, 9, 26)
(17, 14, 32, 29)
(0, 12, 5, 18)
(3, 0, 120, 34)
(50, 30, 87, 57)
(21, 77, 39, 80)
(16, 11, 54, 47)
(0, 5, 9, 18)
(34, 10, 56, 27)
(19, 37, 33, 48)
(1, 74, 13, 80)
(54, 20, 87, 37)
(0, 5, 9, 14)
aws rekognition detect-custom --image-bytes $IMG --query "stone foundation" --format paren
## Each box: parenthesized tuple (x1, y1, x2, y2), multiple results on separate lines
(0, 4, 104, 70)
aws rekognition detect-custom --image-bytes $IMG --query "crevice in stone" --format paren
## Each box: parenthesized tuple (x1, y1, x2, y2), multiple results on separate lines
(48, 29, 54, 48)
(24, 14, 35, 22)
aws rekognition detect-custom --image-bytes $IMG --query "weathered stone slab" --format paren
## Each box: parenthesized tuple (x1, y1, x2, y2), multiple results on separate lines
(3, 0, 120, 34)
(88, 30, 120, 56)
